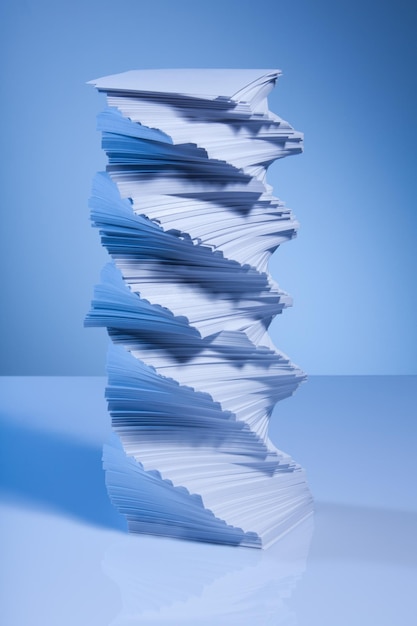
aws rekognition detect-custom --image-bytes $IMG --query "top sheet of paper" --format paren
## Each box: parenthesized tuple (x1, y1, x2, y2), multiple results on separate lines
(88, 69, 281, 100)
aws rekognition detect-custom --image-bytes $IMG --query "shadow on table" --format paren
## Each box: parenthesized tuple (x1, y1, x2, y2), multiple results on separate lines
(0, 415, 126, 532)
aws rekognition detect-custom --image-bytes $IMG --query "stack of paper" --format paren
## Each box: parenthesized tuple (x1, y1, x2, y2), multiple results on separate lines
(86, 69, 313, 548)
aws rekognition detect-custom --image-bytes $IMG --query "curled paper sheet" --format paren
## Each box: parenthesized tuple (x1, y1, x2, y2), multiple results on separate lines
(86, 69, 313, 548)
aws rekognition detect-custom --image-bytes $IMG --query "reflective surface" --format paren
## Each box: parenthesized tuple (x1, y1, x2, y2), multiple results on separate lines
(1, 377, 416, 625)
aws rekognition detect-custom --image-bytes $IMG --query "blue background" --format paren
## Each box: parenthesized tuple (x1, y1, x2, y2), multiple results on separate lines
(1, 0, 416, 375)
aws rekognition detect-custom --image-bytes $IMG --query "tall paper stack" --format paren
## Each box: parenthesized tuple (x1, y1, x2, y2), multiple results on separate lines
(86, 69, 313, 548)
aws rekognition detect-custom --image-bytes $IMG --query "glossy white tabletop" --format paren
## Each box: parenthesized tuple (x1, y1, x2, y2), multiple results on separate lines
(1, 376, 416, 625)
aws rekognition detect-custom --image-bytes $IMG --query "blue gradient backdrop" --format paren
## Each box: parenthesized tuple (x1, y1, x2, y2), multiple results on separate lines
(1, 0, 416, 374)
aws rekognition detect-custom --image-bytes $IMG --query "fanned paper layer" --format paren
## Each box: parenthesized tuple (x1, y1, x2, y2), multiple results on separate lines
(86, 69, 313, 548)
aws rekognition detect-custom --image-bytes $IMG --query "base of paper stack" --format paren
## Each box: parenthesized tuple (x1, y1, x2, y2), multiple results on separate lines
(104, 434, 312, 550)
(101, 343, 312, 550)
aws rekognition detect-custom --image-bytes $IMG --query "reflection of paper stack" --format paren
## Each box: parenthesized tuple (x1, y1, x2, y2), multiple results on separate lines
(86, 69, 313, 548)
(103, 516, 313, 625)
